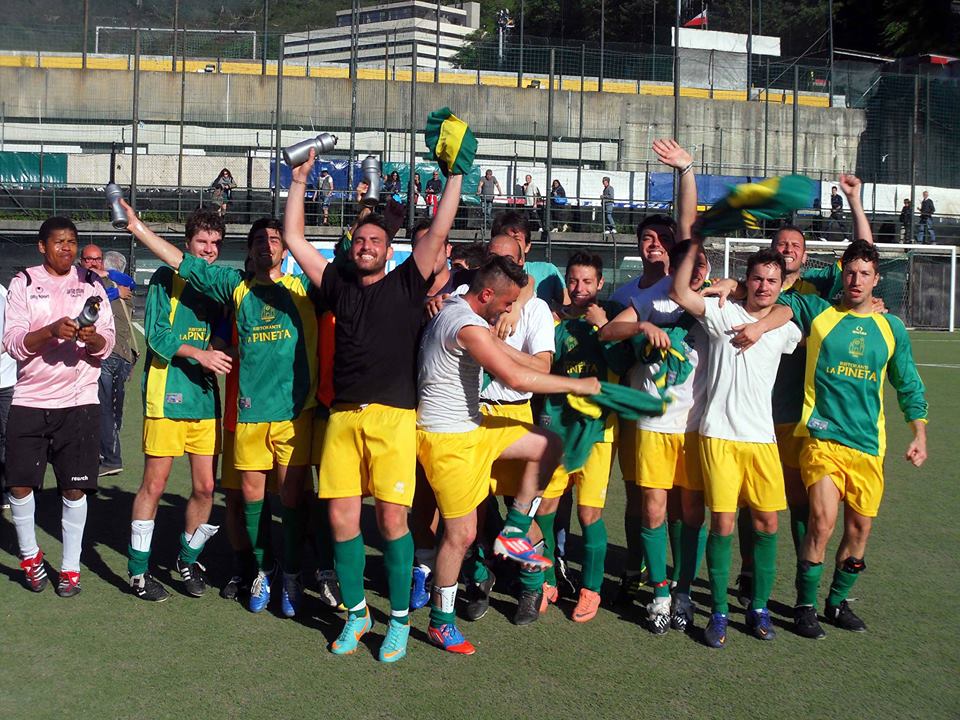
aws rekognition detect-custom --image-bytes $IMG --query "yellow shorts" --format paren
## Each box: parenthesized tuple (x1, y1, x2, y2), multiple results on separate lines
(636, 429, 703, 491)
(143, 417, 221, 457)
(482, 401, 534, 497)
(800, 438, 884, 518)
(318, 404, 417, 505)
(544, 441, 613, 508)
(618, 418, 638, 483)
(775, 423, 805, 469)
(220, 429, 279, 493)
(417, 415, 532, 519)
(234, 412, 313, 472)
(700, 436, 786, 513)
(311, 414, 328, 467)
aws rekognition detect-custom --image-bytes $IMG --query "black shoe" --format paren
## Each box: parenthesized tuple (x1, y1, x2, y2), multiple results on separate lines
(793, 604, 826, 639)
(824, 600, 866, 632)
(176, 557, 208, 597)
(736, 572, 753, 607)
(554, 556, 577, 600)
(614, 571, 645, 606)
(513, 588, 543, 626)
(463, 571, 496, 622)
(671, 594, 695, 633)
(130, 573, 170, 602)
(220, 574, 250, 601)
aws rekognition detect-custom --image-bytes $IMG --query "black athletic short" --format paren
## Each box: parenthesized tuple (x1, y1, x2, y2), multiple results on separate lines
(4, 404, 100, 492)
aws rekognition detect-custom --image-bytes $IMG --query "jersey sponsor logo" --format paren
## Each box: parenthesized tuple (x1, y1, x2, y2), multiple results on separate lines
(260, 305, 277, 323)
(67, 287, 84, 297)
(246, 324, 293, 343)
(852, 325, 868, 336)
(826, 360, 878, 382)
(848, 337, 865, 358)
(165, 393, 184, 404)
(179, 327, 210, 343)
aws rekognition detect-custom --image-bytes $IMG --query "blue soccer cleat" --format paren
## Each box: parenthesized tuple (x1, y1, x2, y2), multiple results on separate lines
(410, 565, 431, 610)
(704, 612, 729, 649)
(281, 572, 303, 618)
(248, 569, 272, 614)
(379, 618, 411, 663)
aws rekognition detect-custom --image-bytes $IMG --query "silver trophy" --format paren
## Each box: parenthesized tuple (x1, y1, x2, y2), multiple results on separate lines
(104, 183, 128, 229)
(360, 156, 381, 208)
(282, 133, 338, 168)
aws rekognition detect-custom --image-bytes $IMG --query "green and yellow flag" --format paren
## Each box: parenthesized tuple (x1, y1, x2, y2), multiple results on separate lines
(699, 174, 815, 236)
(424, 107, 477, 177)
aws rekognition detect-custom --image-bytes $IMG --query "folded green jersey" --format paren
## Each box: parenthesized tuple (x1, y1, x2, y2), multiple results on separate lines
(424, 107, 477, 177)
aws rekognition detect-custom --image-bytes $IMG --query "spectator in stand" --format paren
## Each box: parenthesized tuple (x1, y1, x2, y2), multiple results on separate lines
(602, 176, 616, 235)
(899, 198, 912, 243)
(209, 168, 237, 218)
(828, 185, 843, 237)
(317, 169, 334, 226)
(384, 171, 403, 196)
(425, 170, 443, 219)
(550, 179, 569, 233)
(477, 169, 503, 235)
(918, 191, 936, 244)
(523, 174, 542, 231)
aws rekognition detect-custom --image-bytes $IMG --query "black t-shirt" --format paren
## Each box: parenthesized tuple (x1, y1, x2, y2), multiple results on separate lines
(318, 256, 431, 408)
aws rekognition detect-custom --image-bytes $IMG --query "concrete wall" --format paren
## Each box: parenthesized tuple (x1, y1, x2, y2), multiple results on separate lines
(0, 67, 866, 175)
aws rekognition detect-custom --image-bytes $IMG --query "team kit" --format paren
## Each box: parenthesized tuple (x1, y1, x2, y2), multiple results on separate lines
(2, 116, 928, 663)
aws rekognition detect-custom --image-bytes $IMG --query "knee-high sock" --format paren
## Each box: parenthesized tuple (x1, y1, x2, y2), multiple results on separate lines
(244, 499, 268, 571)
(581, 519, 608, 592)
(383, 532, 414, 621)
(520, 565, 544, 592)
(334, 533, 367, 616)
(281, 505, 307, 574)
(640, 523, 670, 599)
(503, 506, 533, 537)
(737, 510, 754, 571)
(751, 530, 778, 610)
(826, 565, 860, 606)
(9, 491, 39, 558)
(706, 531, 734, 615)
(668, 519, 683, 584)
(128, 519, 154, 576)
(179, 523, 219, 565)
(536, 512, 557, 586)
(463, 543, 489, 584)
(789, 504, 809, 558)
(61, 495, 88, 573)
(676, 522, 706, 595)
(623, 513, 645, 575)
(795, 560, 824, 607)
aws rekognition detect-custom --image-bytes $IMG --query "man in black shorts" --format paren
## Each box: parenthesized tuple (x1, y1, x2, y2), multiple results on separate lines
(2, 217, 116, 597)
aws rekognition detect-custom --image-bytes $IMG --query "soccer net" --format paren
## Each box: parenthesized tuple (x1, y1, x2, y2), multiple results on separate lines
(712, 238, 958, 331)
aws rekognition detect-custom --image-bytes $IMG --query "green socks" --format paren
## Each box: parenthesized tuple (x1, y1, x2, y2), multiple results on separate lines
(795, 560, 824, 607)
(244, 499, 268, 570)
(675, 522, 706, 595)
(826, 565, 860, 607)
(281, 505, 307, 574)
(789, 504, 809, 558)
(706, 531, 734, 615)
(464, 544, 489, 584)
(503, 506, 533, 537)
(127, 547, 150, 577)
(334, 533, 367, 614)
(623, 513, 645, 575)
(641, 523, 670, 599)
(668, 519, 683, 584)
(581, 519, 608, 592)
(751, 530, 778, 610)
(520, 566, 544, 592)
(383, 532, 414, 620)
(536, 512, 557, 586)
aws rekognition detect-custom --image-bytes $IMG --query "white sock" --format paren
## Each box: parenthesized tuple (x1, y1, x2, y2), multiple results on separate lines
(349, 599, 367, 614)
(186, 523, 219, 550)
(435, 584, 458, 614)
(61, 495, 88, 573)
(391, 609, 409, 622)
(9, 491, 39, 558)
(130, 519, 154, 554)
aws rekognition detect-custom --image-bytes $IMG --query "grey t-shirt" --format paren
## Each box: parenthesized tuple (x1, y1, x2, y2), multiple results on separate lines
(480, 176, 498, 198)
(602, 184, 615, 205)
(417, 295, 489, 433)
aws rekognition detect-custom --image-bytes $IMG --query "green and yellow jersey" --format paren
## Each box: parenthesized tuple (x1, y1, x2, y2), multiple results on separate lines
(178, 253, 318, 424)
(142, 265, 223, 420)
(777, 292, 927, 457)
(801, 260, 842, 301)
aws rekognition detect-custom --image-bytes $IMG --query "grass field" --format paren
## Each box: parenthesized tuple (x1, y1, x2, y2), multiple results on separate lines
(1, 331, 957, 720)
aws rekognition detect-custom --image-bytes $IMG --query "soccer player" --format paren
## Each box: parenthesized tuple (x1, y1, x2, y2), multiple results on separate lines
(126, 209, 230, 601)
(281, 150, 461, 663)
(123, 205, 320, 618)
(3, 217, 116, 597)
(537, 252, 632, 622)
(671, 235, 801, 648)
(779, 239, 928, 638)
(417, 255, 600, 654)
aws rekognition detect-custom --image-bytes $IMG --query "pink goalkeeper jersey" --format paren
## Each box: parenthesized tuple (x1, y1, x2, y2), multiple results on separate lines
(3, 264, 116, 409)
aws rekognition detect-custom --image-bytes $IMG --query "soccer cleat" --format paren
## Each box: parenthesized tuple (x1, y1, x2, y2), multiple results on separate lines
(614, 571, 645, 606)
(330, 609, 373, 655)
(746, 606, 776, 641)
(98, 465, 123, 477)
(554, 555, 577, 600)
(513, 588, 543, 626)
(572, 588, 601, 623)
(736, 572, 754, 608)
(176, 557, 208, 597)
(281, 572, 303, 618)
(19, 550, 48, 593)
(463, 571, 496, 622)
(704, 613, 729, 649)
(378, 618, 411, 663)
(130, 573, 170, 602)
(220, 574, 248, 601)
(646, 597, 671, 635)
(493, 533, 552, 570)
(824, 600, 867, 632)
(410, 565, 431, 610)
(671, 594, 695, 633)
(428, 623, 476, 655)
(56, 570, 81, 598)
(248, 569, 272, 613)
(539, 583, 558, 614)
(315, 569, 344, 610)
(793, 604, 826, 639)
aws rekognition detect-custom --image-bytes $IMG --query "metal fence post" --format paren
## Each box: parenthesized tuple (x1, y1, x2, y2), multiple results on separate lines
(791, 64, 798, 176)
(544, 49, 555, 258)
(272, 42, 284, 218)
(908, 75, 919, 243)
(407, 38, 418, 231)
(130, 29, 141, 271)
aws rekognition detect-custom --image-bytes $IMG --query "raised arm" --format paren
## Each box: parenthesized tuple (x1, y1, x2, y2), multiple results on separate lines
(460, 325, 599, 396)
(839, 174, 873, 244)
(669, 235, 706, 316)
(283, 150, 330, 287)
(597, 304, 670, 349)
(413, 174, 463, 279)
(121, 199, 185, 270)
(653, 138, 697, 240)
